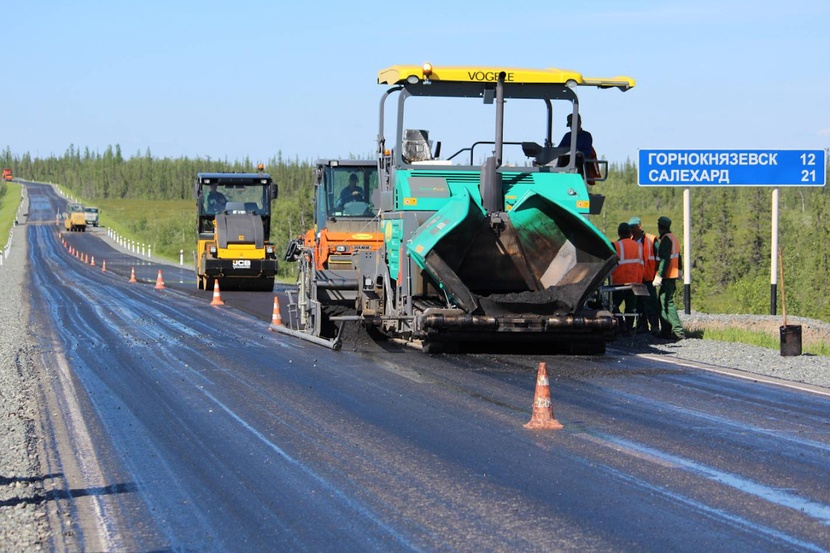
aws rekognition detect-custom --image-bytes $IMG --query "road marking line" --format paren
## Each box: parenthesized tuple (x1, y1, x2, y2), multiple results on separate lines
(636, 353, 830, 398)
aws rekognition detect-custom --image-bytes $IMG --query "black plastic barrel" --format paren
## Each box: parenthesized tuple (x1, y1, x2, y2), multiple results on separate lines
(780, 325, 802, 357)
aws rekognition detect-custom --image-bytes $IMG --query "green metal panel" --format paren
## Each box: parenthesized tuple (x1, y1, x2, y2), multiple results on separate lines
(503, 171, 592, 215)
(382, 219, 404, 280)
(406, 189, 484, 272)
(395, 169, 593, 214)
(395, 170, 482, 211)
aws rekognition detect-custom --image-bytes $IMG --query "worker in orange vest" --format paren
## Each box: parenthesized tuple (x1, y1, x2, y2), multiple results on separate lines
(611, 222, 644, 333)
(653, 216, 685, 340)
(628, 216, 660, 334)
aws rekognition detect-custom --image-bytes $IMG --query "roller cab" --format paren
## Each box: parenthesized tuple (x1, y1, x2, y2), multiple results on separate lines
(194, 171, 279, 291)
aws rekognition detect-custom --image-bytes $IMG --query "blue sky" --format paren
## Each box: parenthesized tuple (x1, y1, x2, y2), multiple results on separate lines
(2, 0, 828, 165)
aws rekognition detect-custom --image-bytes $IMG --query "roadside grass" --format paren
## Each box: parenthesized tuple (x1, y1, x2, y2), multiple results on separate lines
(56, 190, 299, 284)
(95, 198, 192, 263)
(56, 185, 192, 264)
(0, 181, 22, 247)
(57, 185, 299, 281)
(685, 326, 830, 357)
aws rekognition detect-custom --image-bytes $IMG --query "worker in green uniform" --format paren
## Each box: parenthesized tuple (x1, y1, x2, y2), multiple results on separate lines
(653, 216, 685, 340)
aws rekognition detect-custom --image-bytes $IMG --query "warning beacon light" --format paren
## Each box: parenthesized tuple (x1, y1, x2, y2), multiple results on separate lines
(423, 62, 433, 83)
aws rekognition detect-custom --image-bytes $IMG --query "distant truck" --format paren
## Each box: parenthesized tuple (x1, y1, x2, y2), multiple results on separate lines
(2, 168, 12, 181)
(84, 206, 100, 227)
(65, 203, 87, 232)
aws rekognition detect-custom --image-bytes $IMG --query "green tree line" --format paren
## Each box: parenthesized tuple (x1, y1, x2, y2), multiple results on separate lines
(3, 145, 828, 321)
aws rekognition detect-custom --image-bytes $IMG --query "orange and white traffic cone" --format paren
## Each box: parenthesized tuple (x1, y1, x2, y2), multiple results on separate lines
(210, 280, 224, 306)
(90, 256, 95, 266)
(129, 266, 137, 283)
(524, 362, 564, 430)
(270, 296, 283, 327)
(101, 260, 107, 272)
(154, 270, 165, 290)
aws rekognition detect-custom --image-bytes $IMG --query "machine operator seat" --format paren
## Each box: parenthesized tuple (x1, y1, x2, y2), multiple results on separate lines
(402, 129, 434, 163)
(522, 142, 570, 166)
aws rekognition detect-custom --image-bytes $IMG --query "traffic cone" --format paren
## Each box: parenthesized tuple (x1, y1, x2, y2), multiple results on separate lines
(210, 280, 224, 306)
(90, 256, 95, 266)
(154, 270, 165, 290)
(524, 362, 564, 430)
(271, 296, 283, 326)
(129, 266, 137, 283)
(101, 260, 107, 272)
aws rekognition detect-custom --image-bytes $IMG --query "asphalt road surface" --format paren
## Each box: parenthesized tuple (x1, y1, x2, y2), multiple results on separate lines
(23, 183, 830, 551)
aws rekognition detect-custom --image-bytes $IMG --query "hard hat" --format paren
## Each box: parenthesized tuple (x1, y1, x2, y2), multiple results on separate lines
(658, 216, 672, 227)
(628, 216, 642, 226)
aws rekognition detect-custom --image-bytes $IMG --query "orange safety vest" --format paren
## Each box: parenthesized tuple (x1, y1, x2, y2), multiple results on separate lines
(612, 238, 644, 285)
(662, 232, 680, 279)
(640, 232, 658, 281)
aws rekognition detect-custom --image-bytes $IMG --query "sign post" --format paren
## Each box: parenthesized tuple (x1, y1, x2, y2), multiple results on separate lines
(638, 149, 826, 315)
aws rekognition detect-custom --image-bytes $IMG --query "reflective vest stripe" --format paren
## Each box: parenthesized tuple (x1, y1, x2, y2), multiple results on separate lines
(664, 233, 680, 278)
(612, 239, 644, 284)
(641, 233, 658, 280)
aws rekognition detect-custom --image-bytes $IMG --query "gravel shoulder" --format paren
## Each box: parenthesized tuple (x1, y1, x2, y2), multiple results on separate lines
(0, 190, 47, 550)
(621, 312, 830, 389)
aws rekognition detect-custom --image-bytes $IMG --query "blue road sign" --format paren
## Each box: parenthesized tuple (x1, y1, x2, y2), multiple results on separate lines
(638, 149, 826, 186)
